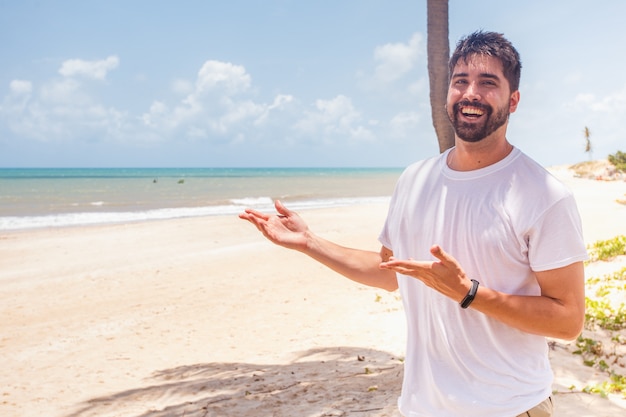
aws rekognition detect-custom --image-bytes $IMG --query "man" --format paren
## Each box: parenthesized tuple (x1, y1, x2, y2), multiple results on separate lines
(240, 31, 587, 417)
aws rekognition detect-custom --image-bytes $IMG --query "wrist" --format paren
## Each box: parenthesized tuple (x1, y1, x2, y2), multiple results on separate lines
(301, 229, 320, 253)
(460, 279, 480, 309)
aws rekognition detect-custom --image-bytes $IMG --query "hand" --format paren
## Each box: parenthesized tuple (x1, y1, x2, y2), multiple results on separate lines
(239, 200, 310, 251)
(379, 245, 471, 302)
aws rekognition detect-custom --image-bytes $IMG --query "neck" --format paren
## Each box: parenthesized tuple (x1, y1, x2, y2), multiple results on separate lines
(448, 133, 513, 171)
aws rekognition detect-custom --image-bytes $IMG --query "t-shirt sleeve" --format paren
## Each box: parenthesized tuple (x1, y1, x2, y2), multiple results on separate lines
(379, 192, 397, 251)
(528, 194, 589, 271)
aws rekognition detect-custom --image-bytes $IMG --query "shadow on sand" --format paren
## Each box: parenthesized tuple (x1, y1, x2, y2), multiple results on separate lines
(65, 346, 404, 417)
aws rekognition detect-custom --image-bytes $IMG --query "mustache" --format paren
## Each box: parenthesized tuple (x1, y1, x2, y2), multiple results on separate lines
(452, 100, 492, 113)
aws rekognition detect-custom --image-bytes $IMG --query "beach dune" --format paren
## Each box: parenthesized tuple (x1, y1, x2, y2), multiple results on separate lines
(1, 167, 626, 416)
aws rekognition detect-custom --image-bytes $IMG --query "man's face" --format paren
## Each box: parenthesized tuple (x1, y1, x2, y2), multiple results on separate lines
(446, 54, 519, 143)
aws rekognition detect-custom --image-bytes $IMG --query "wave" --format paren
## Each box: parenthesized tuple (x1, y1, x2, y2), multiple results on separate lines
(0, 196, 390, 231)
(229, 196, 274, 206)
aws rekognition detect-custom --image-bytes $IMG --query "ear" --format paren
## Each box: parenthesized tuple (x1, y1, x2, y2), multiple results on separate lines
(509, 90, 520, 113)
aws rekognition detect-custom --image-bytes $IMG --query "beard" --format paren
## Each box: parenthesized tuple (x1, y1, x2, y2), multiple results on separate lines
(448, 100, 509, 143)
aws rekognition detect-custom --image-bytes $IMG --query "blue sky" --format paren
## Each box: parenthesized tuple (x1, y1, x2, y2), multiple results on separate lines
(0, 0, 624, 168)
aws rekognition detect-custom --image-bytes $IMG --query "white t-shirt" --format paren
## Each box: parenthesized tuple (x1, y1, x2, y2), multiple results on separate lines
(379, 147, 588, 417)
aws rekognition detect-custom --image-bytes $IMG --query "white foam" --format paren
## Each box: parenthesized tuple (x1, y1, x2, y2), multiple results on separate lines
(0, 196, 390, 231)
(230, 196, 274, 207)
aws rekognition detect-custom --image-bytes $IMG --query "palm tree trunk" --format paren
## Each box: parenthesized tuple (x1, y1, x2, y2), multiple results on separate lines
(427, 0, 455, 153)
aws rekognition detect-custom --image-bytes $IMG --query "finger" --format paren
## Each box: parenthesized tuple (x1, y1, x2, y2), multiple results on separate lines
(238, 210, 258, 221)
(274, 200, 293, 217)
(381, 259, 430, 272)
(430, 244, 455, 265)
(244, 208, 271, 220)
(383, 264, 426, 277)
(379, 257, 400, 268)
(379, 259, 402, 270)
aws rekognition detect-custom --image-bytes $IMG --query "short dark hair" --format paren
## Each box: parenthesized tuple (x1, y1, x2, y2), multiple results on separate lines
(449, 31, 522, 92)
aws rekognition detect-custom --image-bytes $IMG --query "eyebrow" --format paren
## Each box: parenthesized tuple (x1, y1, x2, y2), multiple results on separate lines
(452, 72, 501, 81)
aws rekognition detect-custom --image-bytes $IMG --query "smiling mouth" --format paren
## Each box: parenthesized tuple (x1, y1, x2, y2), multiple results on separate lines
(460, 106, 485, 118)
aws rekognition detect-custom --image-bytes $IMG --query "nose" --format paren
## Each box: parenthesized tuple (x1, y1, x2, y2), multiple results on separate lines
(463, 82, 481, 101)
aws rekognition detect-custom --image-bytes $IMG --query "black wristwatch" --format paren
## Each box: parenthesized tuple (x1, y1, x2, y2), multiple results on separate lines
(460, 279, 480, 309)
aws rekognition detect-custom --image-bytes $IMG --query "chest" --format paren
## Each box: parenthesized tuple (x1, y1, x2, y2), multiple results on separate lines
(390, 177, 528, 261)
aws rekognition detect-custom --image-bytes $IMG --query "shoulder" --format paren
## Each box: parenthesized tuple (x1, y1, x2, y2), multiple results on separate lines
(505, 151, 581, 236)
(511, 151, 573, 202)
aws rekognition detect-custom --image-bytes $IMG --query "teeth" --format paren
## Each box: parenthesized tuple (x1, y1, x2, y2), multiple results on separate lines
(461, 107, 484, 116)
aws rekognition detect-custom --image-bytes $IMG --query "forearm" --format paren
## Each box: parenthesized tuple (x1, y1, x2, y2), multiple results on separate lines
(239, 202, 397, 291)
(467, 262, 585, 340)
(302, 232, 398, 291)
(381, 250, 585, 340)
(469, 287, 585, 340)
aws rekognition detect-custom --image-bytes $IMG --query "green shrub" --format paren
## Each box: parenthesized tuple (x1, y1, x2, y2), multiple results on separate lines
(608, 150, 626, 172)
(583, 373, 626, 397)
(585, 298, 626, 330)
(588, 235, 626, 262)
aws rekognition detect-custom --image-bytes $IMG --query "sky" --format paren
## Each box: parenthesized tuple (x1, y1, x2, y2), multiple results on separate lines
(0, 0, 625, 168)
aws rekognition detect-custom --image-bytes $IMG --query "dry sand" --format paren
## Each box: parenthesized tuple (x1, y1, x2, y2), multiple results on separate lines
(1, 166, 626, 417)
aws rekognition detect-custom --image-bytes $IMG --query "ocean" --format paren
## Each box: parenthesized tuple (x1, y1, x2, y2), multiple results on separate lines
(0, 167, 402, 231)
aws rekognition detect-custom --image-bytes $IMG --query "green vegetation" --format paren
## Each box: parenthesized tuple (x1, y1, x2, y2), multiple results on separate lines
(587, 267, 626, 290)
(573, 335, 603, 358)
(582, 373, 626, 397)
(574, 300, 626, 397)
(608, 150, 626, 172)
(585, 298, 626, 331)
(565, 237, 626, 399)
(587, 235, 626, 262)
(572, 330, 626, 397)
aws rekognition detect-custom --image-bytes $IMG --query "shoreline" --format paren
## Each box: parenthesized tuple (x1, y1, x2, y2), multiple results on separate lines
(1, 161, 623, 234)
(0, 195, 392, 232)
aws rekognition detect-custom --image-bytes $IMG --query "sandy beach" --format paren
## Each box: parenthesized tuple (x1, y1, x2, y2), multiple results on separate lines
(2, 166, 626, 417)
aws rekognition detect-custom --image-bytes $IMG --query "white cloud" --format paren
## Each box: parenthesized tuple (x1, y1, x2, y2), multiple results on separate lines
(389, 111, 421, 138)
(589, 88, 626, 113)
(139, 60, 296, 143)
(9, 80, 32, 95)
(356, 32, 427, 102)
(2, 56, 381, 149)
(570, 93, 595, 108)
(373, 32, 422, 84)
(1, 80, 33, 116)
(295, 95, 355, 133)
(294, 95, 374, 142)
(4, 96, 126, 143)
(59, 56, 119, 80)
(568, 86, 626, 114)
(141, 101, 168, 127)
(220, 100, 264, 130)
(1, 69, 127, 142)
(195, 60, 251, 95)
(254, 94, 294, 126)
(40, 79, 86, 104)
(316, 95, 359, 126)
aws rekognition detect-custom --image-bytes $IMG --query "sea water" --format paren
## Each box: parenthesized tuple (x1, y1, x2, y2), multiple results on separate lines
(0, 167, 402, 230)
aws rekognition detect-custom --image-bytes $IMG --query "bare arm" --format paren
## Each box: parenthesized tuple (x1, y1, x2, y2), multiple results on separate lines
(472, 261, 585, 340)
(380, 245, 585, 340)
(239, 200, 398, 291)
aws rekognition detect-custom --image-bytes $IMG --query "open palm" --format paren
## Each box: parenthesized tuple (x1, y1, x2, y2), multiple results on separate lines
(239, 200, 309, 251)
